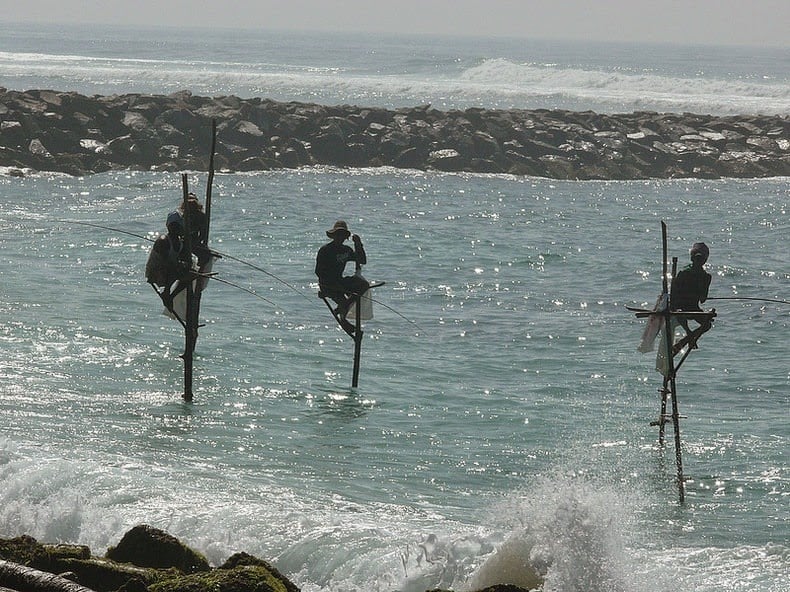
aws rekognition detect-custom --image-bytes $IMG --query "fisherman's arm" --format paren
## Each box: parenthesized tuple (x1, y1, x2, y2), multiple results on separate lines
(352, 234, 367, 265)
(700, 273, 712, 304)
(315, 247, 328, 278)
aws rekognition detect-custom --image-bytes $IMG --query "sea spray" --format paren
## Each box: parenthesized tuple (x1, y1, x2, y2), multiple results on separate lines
(466, 474, 637, 592)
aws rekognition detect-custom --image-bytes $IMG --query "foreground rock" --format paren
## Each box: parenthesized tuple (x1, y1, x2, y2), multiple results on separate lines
(0, 526, 298, 592)
(0, 527, 533, 592)
(2, 88, 786, 178)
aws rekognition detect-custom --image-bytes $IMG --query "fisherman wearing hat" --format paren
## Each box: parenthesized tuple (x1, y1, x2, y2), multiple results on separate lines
(145, 210, 191, 312)
(671, 242, 713, 340)
(315, 220, 369, 322)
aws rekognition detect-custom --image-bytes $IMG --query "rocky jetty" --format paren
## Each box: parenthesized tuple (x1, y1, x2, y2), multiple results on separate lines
(0, 526, 531, 592)
(0, 525, 300, 592)
(1, 88, 787, 178)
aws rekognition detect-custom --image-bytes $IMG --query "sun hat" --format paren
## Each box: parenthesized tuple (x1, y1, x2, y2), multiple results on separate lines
(690, 242, 709, 262)
(326, 220, 350, 238)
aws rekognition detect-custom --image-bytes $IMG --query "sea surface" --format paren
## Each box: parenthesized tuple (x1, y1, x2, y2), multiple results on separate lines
(0, 22, 788, 592)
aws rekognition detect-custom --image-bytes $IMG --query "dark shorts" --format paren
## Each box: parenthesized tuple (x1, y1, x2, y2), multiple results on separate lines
(320, 276, 370, 301)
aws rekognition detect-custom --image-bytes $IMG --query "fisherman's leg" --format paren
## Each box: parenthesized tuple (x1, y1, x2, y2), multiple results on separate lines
(321, 286, 350, 317)
(149, 281, 172, 309)
(343, 275, 370, 295)
(167, 281, 182, 304)
(164, 278, 191, 313)
(337, 276, 370, 318)
(334, 295, 353, 319)
(688, 319, 713, 349)
(677, 318, 693, 338)
(323, 293, 355, 333)
(194, 245, 213, 270)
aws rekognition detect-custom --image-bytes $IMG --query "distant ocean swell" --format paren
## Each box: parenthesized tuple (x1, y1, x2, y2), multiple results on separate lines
(2, 52, 788, 115)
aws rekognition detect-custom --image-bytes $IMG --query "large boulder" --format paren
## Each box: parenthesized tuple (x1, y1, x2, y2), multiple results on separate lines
(105, 525, 209, 574)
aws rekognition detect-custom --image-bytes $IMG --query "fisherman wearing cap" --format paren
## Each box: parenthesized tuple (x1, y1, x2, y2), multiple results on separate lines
(671, 242, 713, 341)
(145, 210, 191, 311)
(315, 220, 369, 322)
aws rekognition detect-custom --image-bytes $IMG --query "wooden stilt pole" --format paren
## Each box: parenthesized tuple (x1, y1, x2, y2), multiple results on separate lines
(659, 222, 685, 502)
(635, 222, 717, 503)
(658, 378, 669, 445)
(180, 120, 217, 402)
(658, 222, 671, 445)
(352, 293, 363, 388)
(669, 254, 685, 502)
(319, 279, 384, 388)
(204, 119, 216, 243)
(181, 174, 196, 402)
(670, 375, 685, 503)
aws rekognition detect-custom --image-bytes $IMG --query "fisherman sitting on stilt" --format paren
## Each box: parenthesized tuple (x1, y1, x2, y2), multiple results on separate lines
(145, 211, 193, 315)
(178, 192, 214, 272)
(315, 220, 370, 334)
(670, 241, 713, 351)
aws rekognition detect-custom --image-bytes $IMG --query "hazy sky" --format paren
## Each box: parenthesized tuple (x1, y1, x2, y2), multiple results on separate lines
(5, 0, 789, 47)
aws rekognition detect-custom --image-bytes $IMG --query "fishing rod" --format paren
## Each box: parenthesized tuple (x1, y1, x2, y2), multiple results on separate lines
(707, 296, 790, 306)
(61, 219, 307, 300)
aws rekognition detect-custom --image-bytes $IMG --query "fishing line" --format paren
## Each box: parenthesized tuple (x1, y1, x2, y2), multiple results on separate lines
(206, 275, 278, 308)
(63, 220, 422, 329)
(62, 220, 157, 243)
(212, 250, 312, 303)
(61, 219, 308, 301)
(364, 294, 424, 332)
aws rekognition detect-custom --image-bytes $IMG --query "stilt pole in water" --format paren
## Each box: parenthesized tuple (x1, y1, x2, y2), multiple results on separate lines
(352, 293, 363, 388)
(669, 255, 685, 502)
(658, 379, 669, 446)
(181, 174, 196, 402)
(658, 223, 685, 502)
(319, 280, 384, 388)
(658, 223, 671, 447)
(633, 224, 716, 502)
(180, 120, 217, 402)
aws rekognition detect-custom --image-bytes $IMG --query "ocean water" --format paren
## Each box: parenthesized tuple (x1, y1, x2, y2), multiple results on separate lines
(1, 22, 788, 592)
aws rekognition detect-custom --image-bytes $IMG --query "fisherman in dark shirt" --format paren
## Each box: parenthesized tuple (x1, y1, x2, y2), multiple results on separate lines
(315, 220, 369, 320)
(671, 241, 713, 340)
(145, 211, 191, 311)
(178, 193, 212, 269)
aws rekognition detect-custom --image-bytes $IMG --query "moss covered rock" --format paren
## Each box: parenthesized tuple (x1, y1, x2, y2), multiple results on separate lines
(148, 564, 294, 592)
(219, 553, 299, 592)
(0, 535, 56, 572)
(105, 525, 209, 574)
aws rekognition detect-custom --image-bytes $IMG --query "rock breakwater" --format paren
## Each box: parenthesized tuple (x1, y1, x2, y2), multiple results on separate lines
(1, 88, 787, 178)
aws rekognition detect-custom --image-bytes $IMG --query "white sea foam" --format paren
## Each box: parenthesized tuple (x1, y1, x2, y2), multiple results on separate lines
(457, 58, 790, 115)
(2, 51, 788, 115)
(466, 474, 638, 592)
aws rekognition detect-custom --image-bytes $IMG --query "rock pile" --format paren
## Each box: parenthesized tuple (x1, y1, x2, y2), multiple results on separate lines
(1, 88, 787, 178)
(0, 526, 532, 592)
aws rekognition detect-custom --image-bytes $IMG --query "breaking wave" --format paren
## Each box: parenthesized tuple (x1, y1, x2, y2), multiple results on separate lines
(2, 51, 788, 115)
(457, 58, 790, 115)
